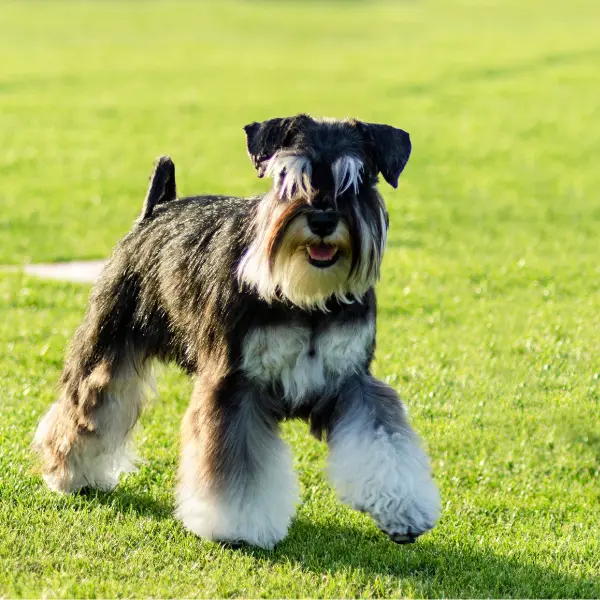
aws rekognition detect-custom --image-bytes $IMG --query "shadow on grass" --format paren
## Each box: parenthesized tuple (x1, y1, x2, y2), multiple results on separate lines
(242, 518, 598, 598)
(79, 487, 172, 520)
(73, 487, 597, 596)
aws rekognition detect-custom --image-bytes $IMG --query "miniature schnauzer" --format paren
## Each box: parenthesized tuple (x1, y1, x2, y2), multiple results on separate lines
(34, 114, 440, 548)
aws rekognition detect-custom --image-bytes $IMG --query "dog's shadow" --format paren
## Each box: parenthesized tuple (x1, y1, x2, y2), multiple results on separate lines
(79, 486, 173, 520)
(82, 489, 595, 597)
(238, 518, 595, 597)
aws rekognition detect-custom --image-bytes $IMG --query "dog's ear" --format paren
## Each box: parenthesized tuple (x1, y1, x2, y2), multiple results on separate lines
(244, 114, 311, 177)
(357, 122, 411, 188)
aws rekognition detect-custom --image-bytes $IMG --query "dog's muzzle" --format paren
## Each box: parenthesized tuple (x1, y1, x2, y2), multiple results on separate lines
(305, 211, 341, 268)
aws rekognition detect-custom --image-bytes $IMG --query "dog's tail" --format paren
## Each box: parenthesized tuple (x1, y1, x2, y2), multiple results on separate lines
(140, 156, 177, 220)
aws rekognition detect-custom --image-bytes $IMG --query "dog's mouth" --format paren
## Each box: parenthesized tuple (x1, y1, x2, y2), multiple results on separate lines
(306, 244, 339, 268)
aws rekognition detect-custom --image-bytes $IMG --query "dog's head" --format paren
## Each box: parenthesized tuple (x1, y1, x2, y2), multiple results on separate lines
(238, 114, 411, 310)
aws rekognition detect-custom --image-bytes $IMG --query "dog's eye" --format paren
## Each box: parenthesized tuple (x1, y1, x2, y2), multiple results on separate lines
(336, 186, 358, 201)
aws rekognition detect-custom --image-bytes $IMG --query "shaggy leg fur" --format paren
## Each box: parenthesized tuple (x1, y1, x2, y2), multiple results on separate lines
(176, 374, 298, 549)
(328, 375, 440, 542)
(33, 356, 153, 493)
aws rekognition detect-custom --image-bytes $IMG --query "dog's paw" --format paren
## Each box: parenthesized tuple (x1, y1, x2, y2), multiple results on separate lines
(40, 472, 76, 494)
(175, 487, 292, 550)
(379, 522, 435, 545)
(384, 529, 420, 544)
(371, 476, 441, 544)
(377, 510, 437, 544)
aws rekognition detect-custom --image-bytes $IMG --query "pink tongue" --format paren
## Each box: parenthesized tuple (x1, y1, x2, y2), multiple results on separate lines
(308, 245, 336, 261)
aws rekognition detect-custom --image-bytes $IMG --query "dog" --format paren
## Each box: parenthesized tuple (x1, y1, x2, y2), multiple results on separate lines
(33, 114, 440, 549)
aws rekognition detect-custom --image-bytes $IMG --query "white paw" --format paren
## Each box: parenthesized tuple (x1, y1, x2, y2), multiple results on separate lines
(330, 426, 441, 542)
(176, 439, 299, 549)
(41, 472, 75, 494)
(372, 473, 440, 543)
(37, 445, 136, 494)
(34, 400, 139, 494)
(175, 488, 292, 549)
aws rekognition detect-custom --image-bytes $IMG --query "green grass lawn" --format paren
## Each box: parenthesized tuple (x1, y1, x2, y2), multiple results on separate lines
(1, 0, 600, 597)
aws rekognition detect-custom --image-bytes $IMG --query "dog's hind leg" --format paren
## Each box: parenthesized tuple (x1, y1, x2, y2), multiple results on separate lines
(33, 265, 156, 493)
(34, 156, 177, 494)
(327, 374, 440, 543)
(176, 372, 298, 549)
(33, 351, 154, 494)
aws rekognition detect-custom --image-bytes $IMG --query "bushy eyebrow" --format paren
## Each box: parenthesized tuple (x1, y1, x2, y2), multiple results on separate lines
(331, 155, 363, 197)
(265, 152, 364, 200)
(265, 153, 313, 200)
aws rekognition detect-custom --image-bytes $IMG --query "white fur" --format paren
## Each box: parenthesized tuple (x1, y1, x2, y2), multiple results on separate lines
(236, 197, 277, 301)
(328, 402, 440, 535)
(331, 155, 363, 197)
(176, 435, 299, 549)
(34, 361, 154, 493)
(265, 153, 313, 200)
(237, 214, 361, 312)
(349, 197, 388, 292)
(242, 320, 375, 407)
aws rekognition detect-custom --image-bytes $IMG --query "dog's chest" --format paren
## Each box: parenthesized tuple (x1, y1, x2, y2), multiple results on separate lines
(242, 320, 374, 404)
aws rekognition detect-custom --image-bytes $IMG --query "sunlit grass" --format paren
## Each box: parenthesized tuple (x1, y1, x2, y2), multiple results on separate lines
(1, 0, 599, 597)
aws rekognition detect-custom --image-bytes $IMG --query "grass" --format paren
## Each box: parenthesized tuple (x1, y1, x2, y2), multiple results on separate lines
(1, 0, 600, 597)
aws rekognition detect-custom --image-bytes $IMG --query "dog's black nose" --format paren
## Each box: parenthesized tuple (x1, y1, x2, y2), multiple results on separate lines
(307, 211, 338, 237)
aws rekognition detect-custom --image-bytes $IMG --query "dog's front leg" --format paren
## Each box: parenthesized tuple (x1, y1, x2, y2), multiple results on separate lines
(328, 375, 440, 543)
(176, 372, 298, 549)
